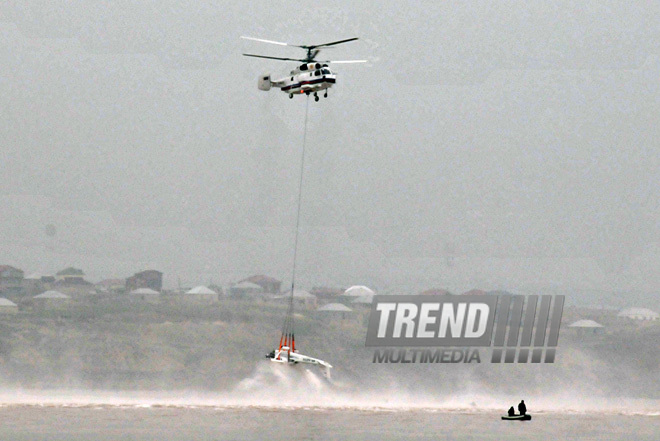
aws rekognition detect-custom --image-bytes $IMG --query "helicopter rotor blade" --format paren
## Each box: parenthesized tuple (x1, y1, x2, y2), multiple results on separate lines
(241, 36, 305, 48)
(323, 60, 368, 64)
(307, 37, 359, 50)
(243, 53, 305, 62)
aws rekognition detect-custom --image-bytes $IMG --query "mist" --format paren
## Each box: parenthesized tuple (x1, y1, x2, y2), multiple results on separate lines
(1, 2, 659, 298)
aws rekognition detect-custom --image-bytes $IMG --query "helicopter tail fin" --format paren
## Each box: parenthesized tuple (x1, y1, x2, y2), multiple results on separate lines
(258, 74, 271, 91)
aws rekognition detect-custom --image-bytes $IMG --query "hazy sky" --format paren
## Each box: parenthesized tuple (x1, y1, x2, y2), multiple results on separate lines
(1, 2, 658, 296)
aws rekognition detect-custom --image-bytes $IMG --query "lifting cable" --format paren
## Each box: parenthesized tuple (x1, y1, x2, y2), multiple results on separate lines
(280, 95, 310, 353)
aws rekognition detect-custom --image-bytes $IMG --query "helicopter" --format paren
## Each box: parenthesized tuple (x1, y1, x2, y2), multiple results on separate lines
(241, 36, 366, 101)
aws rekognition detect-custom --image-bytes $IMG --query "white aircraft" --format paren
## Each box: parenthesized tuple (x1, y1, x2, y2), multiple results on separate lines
(241, 36, 366, 101)
(266, 344, 333, 378)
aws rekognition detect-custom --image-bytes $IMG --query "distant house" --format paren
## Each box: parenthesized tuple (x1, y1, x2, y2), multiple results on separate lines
(56, 267, 86, 284)
(317, 303, 353, 319)
(419, 288, 452, 296)
(462, 289, 487, 296)
(617, 307, 659, 321)
(129, 288, 160, 303)
(183, 286, 218, 304)
(0, 298, 18, 314)
(208, 284, 224, 297)
(568, 319, 604, 335)
(95, 279, 126, 294)
(0, 265, 24, 295)
(279, 289, 318, 310)
(350, 295, 374, 306)
(23, 273, 47, 296)
(230, 281, 264, 298)
(294, 289, 317, 309)
(126, 270, 163, 292)
(53, 267, 93, 296)
(343, 285, 375, 297)
(487, 290, 518, 296)
(33, 290, 71, 310)
(239, 275, 282, 293)
(311, 287, 344, 299)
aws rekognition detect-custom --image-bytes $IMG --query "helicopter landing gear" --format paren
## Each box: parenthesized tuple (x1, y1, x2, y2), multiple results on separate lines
(324, 91, 328, 98)
(289, 93, 293, 99)
(314, 92, 319, 102)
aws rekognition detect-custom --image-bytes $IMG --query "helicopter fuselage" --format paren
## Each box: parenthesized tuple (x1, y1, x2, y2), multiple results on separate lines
(267, 63, 337, 98)
(280, 70, 336, 95)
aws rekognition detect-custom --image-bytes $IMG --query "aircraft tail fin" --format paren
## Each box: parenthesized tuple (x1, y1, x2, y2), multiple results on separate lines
(322, 365, 332, 380)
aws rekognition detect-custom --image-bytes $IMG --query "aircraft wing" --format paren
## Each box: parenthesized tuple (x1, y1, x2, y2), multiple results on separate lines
(288, 352, 333, 369)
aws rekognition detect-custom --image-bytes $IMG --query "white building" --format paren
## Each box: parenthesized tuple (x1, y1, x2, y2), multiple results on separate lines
(282, 289, 318, 309)
(33, 290, 71, 310)
(317, 303, 353, 319)
(230, 281, 263, 297)
(183, 286, 218, 304)
(129, 288, 160, 303)
(568, 319, 604, 334)
(343, 285, 375, 297)
(617, 307, 659, 321)
(351, 295, 374, 306)
(0, 298, 18, 314)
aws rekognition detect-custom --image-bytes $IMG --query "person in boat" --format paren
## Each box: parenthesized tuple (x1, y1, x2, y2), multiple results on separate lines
(518, 400, 527, 415)
(266, 349, 275, 359)
(507, 406, 515, 417)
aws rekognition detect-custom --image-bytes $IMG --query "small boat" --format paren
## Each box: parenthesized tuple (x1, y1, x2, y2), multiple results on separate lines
(501, 414, 531, 421)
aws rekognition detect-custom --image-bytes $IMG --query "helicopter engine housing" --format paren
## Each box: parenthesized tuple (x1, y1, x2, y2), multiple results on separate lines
(258, 74, 271, 91)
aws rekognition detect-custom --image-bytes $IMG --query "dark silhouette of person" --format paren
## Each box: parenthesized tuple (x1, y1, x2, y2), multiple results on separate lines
(508, 406, 515, 416)
(518, 400, 527, 415)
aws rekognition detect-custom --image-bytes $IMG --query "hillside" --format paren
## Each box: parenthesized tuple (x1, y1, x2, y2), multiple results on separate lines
(0, 297, 657, 399)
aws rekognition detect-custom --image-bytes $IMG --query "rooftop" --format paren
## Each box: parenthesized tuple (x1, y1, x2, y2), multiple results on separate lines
(56, 267, 84, 276)
(240, 275, 281, 284)
(130, 270, 163, 277)
(34, 290, 70, 299)
(343, 285, 375, 297)
(130, 288, 160, 295)
(462, 289, 487, 296)
(96, 279, 125, 287)
(420, 288, 452, 296)
(568, 319, 604, 328)
(351, 295, 374, 304)
(0, 298, 17, 307)
(285, 289, 316, 298)
(617, 307, 659, 319)
(0, 265, 21, 273)
(186, 286, 217, 295)
(318, 303, 353, 312)
(233, 281, 263, 290)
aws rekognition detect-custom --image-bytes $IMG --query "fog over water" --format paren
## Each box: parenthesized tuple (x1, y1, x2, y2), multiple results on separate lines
(0, 364, 658, 415)
(1, 2, 659, 299)
(0, 362, 658, 440)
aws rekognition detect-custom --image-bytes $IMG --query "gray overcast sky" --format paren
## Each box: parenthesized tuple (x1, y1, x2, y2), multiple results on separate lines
(1, 2, 658, 296)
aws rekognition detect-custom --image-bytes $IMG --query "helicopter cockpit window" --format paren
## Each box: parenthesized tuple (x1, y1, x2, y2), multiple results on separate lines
(322, 68, 331, 74)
